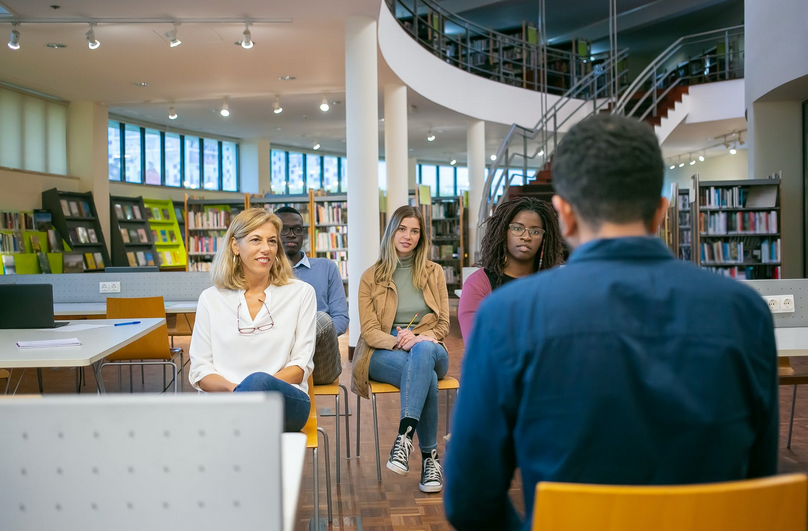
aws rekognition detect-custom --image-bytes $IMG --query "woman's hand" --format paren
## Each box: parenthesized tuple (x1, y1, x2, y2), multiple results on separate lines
(398, 331, 439, 352)
(396, 326, 416, 349)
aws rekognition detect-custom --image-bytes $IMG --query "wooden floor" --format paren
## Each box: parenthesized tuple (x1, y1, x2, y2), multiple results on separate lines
(7, 314, 808, 530)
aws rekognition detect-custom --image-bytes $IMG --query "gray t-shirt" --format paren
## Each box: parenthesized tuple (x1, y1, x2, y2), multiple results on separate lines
(392, 254, 432, 329)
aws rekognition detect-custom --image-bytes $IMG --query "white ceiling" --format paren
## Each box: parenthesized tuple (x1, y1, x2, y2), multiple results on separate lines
(660, 117, 747, 162)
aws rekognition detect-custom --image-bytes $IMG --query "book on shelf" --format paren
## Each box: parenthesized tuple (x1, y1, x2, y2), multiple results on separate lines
(114, 204, 124, 219)
(137, 228, 149, 243)
(64, 252, 85, 273)
(2, 255, 16, 274)
(120, 228, 130, 243)
(127, 252, 137, 267)
(93, 252, 105, 269)
(316, 226, 347, 250)
(0, 232, 24, 253)
(133, 205, 142, 220)
(60, 199, 71, 217)
(315, 202, 347, 225)
(136, 251, 146, 266)
(174, 207, 184, 224)
(699, 184, 778, 209)
(47, 229, 64, 252)
(431, 202, 459, 220)
(128, 229, 139, 242)
(76, 226, 89, 244)
(84, 252, 96, 270)
(80, 201, 92, 217)
(705, 265, 781, 280)
(700, 210, 777, 235)
(188, 235, 223, 254)
(0, 211, 34, 230)
(442, 266, 459, 284)
(188, 209, 231, 229)
(69, 202, 81, 217)
(87, 228, 98, 243)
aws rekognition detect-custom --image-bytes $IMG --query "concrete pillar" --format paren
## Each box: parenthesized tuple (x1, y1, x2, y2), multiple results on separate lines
(67, 102, 110, 252)
(466, 119, 485, 263)
(346, 16, 381, 347)
(239, 138, 270, 195)
(384, 84, 408, 215)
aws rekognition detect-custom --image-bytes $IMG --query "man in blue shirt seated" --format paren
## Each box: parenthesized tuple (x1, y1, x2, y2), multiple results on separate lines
(444, 115, 778, 531)
(277, 207, 349, 384)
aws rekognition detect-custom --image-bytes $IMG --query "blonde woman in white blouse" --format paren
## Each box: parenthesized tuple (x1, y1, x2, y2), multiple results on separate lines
(189, 208, 316, 432)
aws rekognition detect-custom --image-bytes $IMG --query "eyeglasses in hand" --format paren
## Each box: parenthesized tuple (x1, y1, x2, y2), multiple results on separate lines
(237, 299, 275, 334)
(508, 223, 545, 238)
(280, 226, 305, 236)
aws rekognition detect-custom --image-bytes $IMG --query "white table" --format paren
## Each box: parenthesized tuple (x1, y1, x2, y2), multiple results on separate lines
(0, 318, 164, 393)
(776, 327, 808, 357)
(54, 301, 198, 316)
(282, 432, 307, 531)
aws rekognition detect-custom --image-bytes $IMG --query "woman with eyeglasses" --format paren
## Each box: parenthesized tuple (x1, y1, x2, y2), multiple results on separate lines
(352, 205, 450, 493)
(189, 208, 316, 432)
(458, 196, 564, 343)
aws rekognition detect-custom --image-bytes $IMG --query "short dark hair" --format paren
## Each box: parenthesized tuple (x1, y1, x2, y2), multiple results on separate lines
(274, 206, 302, 218)
(552, 114, 664, 227)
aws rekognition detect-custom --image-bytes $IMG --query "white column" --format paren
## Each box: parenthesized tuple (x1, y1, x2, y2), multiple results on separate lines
(466, 119, 485, 263)
(346, 16, 380, 347)
(384, 83, 408, 215)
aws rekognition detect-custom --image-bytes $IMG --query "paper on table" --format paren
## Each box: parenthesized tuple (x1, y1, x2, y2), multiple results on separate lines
(39, 323, 111, 332)
(17, 338, 82, 349)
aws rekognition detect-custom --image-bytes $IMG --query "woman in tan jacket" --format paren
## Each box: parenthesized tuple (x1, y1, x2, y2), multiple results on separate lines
(355, 205, 450, 493)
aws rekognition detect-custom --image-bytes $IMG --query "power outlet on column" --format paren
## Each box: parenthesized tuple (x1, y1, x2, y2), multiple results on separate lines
(99, 282, 121, 294)
(763, 295, 795, 314)
(781, 295, 795, 313)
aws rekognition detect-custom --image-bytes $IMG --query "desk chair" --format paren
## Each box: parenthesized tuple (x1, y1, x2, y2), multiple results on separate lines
(779, 358, 808, 449)
(532, 474, 807, 531)
(302, 375, 333, 527)
(355, 376, 459, 482)
(312, 378, 351, 484)
(102, 297, 183, 393)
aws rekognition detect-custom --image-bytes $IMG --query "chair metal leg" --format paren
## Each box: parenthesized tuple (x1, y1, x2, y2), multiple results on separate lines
(129, 365, 133, 393)
(312, 447, 319, 530)
(445, 389, 450, 435)
(118, 366, 122, 391)
(340, 384, 351, 459)
(356, 394, 361, 458)
(36, 368, 44, 393)
(179, 352, 184, 392)
(317, 427, 333, 523)
(372, 392, 381, 483)
(788, 385, 798, 449)
(141, 365, 145, 386)
(334, 393, 341, 484)
(75, 367, 81, 394)
(93, 362, 107, 394)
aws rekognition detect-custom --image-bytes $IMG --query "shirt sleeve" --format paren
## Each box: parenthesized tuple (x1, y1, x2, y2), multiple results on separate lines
(444, 295, 522, 531)
(457, 269, 491, 344)
(188, 291, 220, 390)
(286, 284, 317, 381)
(326, 261, 349, 336)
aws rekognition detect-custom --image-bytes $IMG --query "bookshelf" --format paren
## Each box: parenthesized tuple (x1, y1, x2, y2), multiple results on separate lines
(429, 196, 465, 291)
(42, 188, 110, 272)
(0, 211, 64, 275)
(109, 195, 159, 269)
(313, 193, 348, 281)
(692, 173, 782, 280)
(249, 192, 314, 257)
(143, 198, 187, 270)
(173, 200, 186, 247)
(677, 185, 692, 261)
(185, 195, 248, 272)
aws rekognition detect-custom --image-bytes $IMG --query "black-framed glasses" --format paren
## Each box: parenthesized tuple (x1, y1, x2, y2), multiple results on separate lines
(508, 223, 545, 238)
(280, 226, 305, 236)
(237, 300, 275, 334)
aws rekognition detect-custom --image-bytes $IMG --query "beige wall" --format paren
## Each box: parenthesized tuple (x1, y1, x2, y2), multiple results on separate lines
(0, 167, 81, 211)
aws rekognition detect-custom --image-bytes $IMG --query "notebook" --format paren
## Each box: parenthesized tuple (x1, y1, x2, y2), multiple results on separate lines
(16, 338, 81, 349)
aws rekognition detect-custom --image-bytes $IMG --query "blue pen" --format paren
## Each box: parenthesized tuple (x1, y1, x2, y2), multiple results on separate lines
(114, 321, 141, 326)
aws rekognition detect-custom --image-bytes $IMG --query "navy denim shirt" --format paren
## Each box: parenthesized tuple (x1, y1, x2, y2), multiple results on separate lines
(445, 237, 778, 531)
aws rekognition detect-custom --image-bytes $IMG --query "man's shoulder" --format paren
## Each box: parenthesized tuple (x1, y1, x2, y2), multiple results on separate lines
(308, 256, 339, 271)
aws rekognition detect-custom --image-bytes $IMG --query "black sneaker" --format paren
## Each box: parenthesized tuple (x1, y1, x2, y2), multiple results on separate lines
(386, 426, 414, 476)
(419, 449, 443, 493)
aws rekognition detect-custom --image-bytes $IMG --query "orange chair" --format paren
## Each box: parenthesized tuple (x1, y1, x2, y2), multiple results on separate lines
(532, 474, 808, 531)
(101, 296, 183, 393)
(302, 375, 332, 526)
(312, 378, 351, 484)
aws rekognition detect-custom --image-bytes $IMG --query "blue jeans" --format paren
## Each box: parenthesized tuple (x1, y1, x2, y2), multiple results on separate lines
(368, 328, 449, 451)
(233, 372, 311, 433)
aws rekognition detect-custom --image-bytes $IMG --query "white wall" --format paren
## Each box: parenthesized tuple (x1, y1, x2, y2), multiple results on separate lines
(0, 167, 80, 211)
(664, 151, 748, 196)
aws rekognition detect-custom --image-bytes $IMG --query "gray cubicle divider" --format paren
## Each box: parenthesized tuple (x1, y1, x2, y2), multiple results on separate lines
(0, 272, 213, 303)
(743, 279, 808, 328)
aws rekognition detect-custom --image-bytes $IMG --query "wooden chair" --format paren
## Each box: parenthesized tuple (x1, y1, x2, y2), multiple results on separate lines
(779, 357, 808, 449)
(312, 378, 351, 484)
(355, 376, 459, 482)
(101, 296, 183, 393)
(301, 375, 333, 527)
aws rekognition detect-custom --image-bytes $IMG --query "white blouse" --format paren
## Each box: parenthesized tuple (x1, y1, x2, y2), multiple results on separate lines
(189, 279, 317, 394)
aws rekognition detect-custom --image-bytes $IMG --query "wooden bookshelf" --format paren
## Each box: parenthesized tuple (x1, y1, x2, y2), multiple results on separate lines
(42, 188, 110, 272)
(109, 195, 159, 269)
(143, 198, 187, 270)
(691, 173, 782, 280)
(185, 194, 248, 272)
(312, 193, 348, 281)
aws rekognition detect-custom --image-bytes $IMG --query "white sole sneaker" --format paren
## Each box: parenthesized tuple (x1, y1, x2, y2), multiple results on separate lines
(419, 482, 443, 493)
(387, 459, 409, 476)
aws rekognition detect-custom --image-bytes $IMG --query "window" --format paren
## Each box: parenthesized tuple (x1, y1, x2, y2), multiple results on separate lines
(419, 165, 437, 197)
(271, 150, 287, 194)
(184, 136, 200, 189)
(378, 160, 387, 191)
(288, 152, 304, 194)
(0, 87, 66, 175)
(439, 166, 455, 196)
(123, 124, 142, 183)
(340, 157, 348, 193)
(456, 166, 469, 194)
(203, 138, 220, 190)
(306, 154, 321, 191)
(108, 122, 121, 181)
(165, 132, 181, 187)
(324, 156, 339, 193)
(222, 141, 238, 192)
(144, 129, 161, 185)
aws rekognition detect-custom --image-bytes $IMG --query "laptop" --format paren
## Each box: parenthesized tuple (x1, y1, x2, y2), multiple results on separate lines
(0, 284, 69, 328)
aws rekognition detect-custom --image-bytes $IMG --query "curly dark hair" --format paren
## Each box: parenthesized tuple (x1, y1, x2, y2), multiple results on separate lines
(477, 196, 564, 278)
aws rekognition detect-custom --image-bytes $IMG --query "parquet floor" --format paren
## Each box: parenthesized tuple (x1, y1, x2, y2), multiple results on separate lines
(7, 312, 808, 530)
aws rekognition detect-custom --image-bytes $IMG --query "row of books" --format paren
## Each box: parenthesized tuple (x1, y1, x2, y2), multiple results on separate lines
(705, 265, 781, 280)
(114, 203, 175, 223)
(315, 227, 347, 250)
(59, 198, 94, 218)
(0, 232, 25, 253)
(68, 226, 101, 245)
(188, 209, 231, 229)
(700, 238, 781, 265)
(678, 211, 690, 227)
(150, 229, 179, 244)
(677, 195, 690, 210)
(698, 185, 777, 209)
(189, 261, 212, 272)
(188, 235, 223, 255)
(679, 247, 692, 261)
(430, 244, 457, 260)
(118, 228, 151, 244)
(0, 211, 34, 230)
(760, 239, 782, 263)
(315, 202, 346, 225)
(680, 231, 692, 245)
(431, 202, 460, 219)
(158, 251, 184, 267)
(699, 211, 778, 235)
(317, 251, 348, 279)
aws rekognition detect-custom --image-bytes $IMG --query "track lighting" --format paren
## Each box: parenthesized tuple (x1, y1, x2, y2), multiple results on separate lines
(220, 98, 230, 117)
(8, 23, 20, 50)
(241, 23, 253, 49)
(729, 143, 737, 155)
(669, 160, 676, 170)
(313, 141, 320, 150)
(319, 95, 330, 112)
(678, 161, 685, 168)
(490, 154, 497, 161)
(698, 154, 705, 162)
(273, 96, 283, 114)
(426, 130, 436, 142)
(168, 106, 177, 120)
(165, 22, 181, 47)
(689, 159, 696, 166)
(450, 158, 457, 166)
(85, 23, 100, 50)
(538, 150, 544, 157)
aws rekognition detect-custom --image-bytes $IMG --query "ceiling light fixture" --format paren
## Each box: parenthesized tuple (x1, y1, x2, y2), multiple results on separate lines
(698, 152, 705, 162)
(689, 158, 696, 166)
(537, 150, 544, 157)
(85, 23, 100, 49)
(220, 97, 230, 117)
(8, 23, 20, 50)
(313, 141, 321, 151)
(319, 95, 330, 112)
(450, 158, 457, 166)
(490, 154, 497, 161)
(241, 23, 253, 49)
(273, 96, 283, 114)
(426, 130, 436, 142)
(168, 105, 177, 120)
(729, 143, 737, 155)
(669, 161, 676, 170)
(165, 22, 181, 47)
(45, 43, 66, 49)
(678, 159, 685, 167)
(279, 76, 296, 81)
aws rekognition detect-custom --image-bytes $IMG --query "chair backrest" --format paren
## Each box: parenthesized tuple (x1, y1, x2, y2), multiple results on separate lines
(533, 475, 808, 531)
(0, 393, 284, 531)
(105, 296, 171, 361)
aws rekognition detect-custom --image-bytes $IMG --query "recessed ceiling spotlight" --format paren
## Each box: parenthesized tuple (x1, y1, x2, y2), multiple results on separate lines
(8, 23, 20, 50)
(220, 97, 230, 117)
(133, 82, 149, 87)
(241, 23, 253, 49)
(279, 76, 296, 81)
(168, 105, 177, 120)
(85, 23, 100, 50)
(490, 154, 497, 161)
(165, 22, 181, 48)
(320, 95, 330, 112)
(45, 43, 67, 49)
(273, 95, 283, 114)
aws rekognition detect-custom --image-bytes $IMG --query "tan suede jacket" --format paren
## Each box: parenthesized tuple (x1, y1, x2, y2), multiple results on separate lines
(351, 260, 450, 399)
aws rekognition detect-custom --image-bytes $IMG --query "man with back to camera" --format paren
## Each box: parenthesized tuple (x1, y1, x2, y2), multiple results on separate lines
(444, 115, 778, 530)
(276, 206, 348, 385)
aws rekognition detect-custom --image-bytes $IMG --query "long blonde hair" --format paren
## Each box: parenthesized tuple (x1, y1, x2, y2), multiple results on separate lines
(210, 208, 294, 290)
(374, 205, 430, 289)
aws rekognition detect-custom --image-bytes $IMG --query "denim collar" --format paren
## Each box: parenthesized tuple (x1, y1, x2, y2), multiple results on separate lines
(566, 237, 675, 265)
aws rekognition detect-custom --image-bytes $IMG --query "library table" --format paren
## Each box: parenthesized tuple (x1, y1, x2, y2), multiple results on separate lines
(54, 300, 197, 316)
(0, 318, 164, 393)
